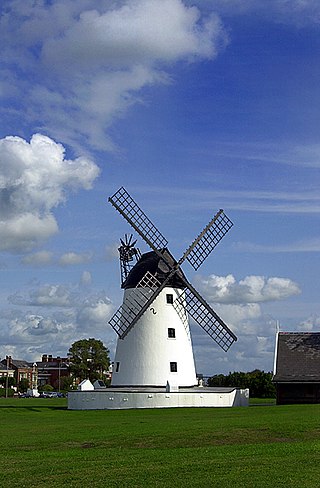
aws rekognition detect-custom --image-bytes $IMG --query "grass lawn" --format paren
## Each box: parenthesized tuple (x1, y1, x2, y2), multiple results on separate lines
(0, 398, 319, 487)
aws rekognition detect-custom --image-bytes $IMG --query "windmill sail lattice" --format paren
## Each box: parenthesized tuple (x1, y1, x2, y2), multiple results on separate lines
(174, 287, 236, 352)
(183, 209, 233, 271)
(108, 187, 237, 351)
(109, 187, 168, 252)
(109, 271, 161, 336)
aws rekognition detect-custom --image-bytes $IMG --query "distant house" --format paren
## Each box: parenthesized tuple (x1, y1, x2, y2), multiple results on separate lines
(0, 363, 15, 382)
(0, 358, 35, 386)
(36, 355, 71, 389)
(0, 355, 72, 390)
(273, 332, 320, 404)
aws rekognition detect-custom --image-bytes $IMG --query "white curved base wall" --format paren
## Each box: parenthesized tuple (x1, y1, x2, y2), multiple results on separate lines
(68, 387, 249, 410)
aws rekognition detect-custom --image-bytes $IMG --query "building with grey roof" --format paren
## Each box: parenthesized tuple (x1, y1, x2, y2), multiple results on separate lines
(273, 332, 320, 404)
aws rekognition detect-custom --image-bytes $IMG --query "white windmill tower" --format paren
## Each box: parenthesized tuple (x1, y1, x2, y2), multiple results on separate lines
(108, 187, 237, 389)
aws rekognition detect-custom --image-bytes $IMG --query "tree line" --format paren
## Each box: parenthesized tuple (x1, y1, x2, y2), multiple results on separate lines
(207, 370, 276, 398)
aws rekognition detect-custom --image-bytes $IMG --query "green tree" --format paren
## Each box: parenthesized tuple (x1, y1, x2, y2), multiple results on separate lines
(41, 384, 54, 392)
(69, 338, 110, 383)
(0, 387, 14, 397)
(0, 376, 16, 388)
(59, 375, 74, 391)
(247, 370, 276, 398)
(18, 378, 30, 392)
(206, 374, 227, 387)
(207, 370, 276, 398)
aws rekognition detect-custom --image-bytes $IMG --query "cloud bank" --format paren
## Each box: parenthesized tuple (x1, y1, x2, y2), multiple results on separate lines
(1, 278, 115, 361)
(0, 0, 228, 151)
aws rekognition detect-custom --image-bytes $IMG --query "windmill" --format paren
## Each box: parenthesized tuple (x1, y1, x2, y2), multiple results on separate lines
(108, 187, 237, 388)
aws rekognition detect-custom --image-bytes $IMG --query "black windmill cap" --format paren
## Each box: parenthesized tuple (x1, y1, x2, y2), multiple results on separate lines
(122, 248, 186, 289)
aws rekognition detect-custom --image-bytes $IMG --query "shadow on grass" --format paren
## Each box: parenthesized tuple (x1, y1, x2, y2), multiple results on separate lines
(0, 404, 67, 411)
(250, 402, 276, 407)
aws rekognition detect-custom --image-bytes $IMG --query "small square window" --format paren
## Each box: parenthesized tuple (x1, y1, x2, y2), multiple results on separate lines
(168, 328, 176, 338)
(166, 294, 173, 304)
(170, 362, 177, 373)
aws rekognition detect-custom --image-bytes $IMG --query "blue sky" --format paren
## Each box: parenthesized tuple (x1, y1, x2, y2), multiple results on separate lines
(1, 0, 320, 375)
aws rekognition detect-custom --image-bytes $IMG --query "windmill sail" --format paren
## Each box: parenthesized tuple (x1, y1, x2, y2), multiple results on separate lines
(174, 284, 237, 352)
(109, 271, 161, 338)
(109, 287, 153, 337)
(109, 187, 168, 253)
(182, 209, 233, 271)
(108, 187, 237, 351)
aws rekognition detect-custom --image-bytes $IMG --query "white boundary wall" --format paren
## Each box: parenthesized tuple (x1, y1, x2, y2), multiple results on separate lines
(68, 388, 249, 410)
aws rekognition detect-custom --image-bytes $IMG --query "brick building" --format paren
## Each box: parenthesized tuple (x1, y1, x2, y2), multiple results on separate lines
(0, 360, 15, 384)
(36, 355, 71, 389)
(0, 357, 35, 387)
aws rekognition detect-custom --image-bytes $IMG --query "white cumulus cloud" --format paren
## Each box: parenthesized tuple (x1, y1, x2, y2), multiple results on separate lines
(8, 285, 75, 308)
(77, 296, 113, 329)
(0, 134, 100, 252)
(8, 314, 59, 338)
(21, 251, 54, 266)
(298, 314, 320, 331)
(190, 272, 304, 374)
(41, 0, 223, 69)
(0, 0, 227, 150)
(59, 252, 92, 266)
(194, 274, 300, 304)
(80, 271, 92, 287)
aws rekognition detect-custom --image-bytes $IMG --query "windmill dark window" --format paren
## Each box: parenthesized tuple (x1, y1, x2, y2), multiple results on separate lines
(170, 362, 178, 372)
(115, 361, 120, 373)
(168, 328, 176, 338)
(166, 294, 174, 304)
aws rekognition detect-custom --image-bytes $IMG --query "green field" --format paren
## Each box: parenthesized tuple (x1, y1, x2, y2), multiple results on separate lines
(0, 398, 319, 487)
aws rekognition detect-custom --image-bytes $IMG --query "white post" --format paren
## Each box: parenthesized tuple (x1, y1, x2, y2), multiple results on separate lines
(5, 355, 9, 399)
(32, 363, 38, 390)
